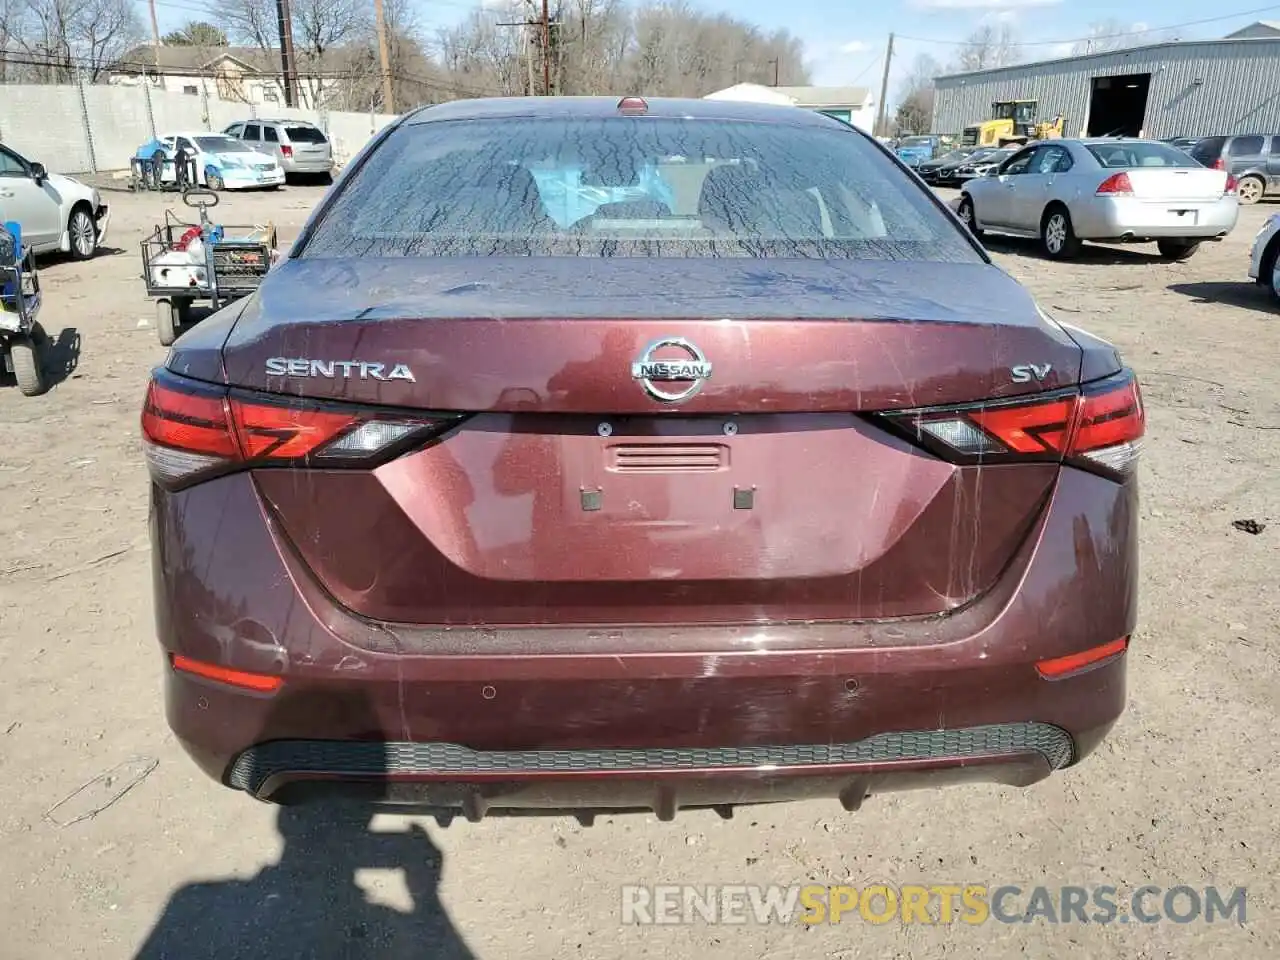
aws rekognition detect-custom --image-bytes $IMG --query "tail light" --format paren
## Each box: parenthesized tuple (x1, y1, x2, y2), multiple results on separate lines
(879, 369, 1145, 479)
(1225, 174, 1238, 195)
(1211, 157, 1225, 171)
(281, 144, 293, 158)
(141, 368, 465, 489)
(1095, 172, 1133, 196)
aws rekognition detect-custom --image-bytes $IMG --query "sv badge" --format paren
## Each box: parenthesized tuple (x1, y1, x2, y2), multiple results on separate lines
(1011, 363, 1052, 384)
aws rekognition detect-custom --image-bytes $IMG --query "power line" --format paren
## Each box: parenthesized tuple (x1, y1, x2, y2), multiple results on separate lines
(896, 3, 1280, 48)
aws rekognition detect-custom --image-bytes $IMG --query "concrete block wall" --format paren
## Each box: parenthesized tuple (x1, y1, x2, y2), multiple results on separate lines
(0, 82, 398, 175)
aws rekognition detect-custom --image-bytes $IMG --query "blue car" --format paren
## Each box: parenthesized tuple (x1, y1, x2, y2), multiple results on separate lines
(895, 135, 943, 168)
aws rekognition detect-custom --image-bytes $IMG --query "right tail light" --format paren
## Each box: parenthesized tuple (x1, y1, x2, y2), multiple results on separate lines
(877, 370, 1145, 479)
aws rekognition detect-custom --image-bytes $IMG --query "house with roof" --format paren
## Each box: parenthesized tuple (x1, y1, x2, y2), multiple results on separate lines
(702, 83, 876, 132)
(107, 45, 364, 110)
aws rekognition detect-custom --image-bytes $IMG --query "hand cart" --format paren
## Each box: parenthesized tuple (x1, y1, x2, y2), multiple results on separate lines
(140, 189, 277, 346)
(130, 150, 198, 193)
(0, 220, 48, 397)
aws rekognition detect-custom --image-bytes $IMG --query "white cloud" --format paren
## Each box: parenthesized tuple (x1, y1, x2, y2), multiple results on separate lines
(909, 0, 1060, 9)
(840, 40, 871, 53)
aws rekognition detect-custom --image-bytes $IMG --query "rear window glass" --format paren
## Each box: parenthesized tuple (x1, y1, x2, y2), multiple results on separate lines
(301, 117, 980, 262)
(1228, 136, 1265, 156)
(1085, 142, 1197, 168)
(286, 126, 327, 143)
(1190, 137, 1225, 160)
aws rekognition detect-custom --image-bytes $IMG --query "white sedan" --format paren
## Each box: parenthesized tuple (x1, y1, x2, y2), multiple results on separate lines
(1248, 212, 1280, 302)
(0, 143, 110, 259)
(134, 133, 285, 191)
(958, 138, 1239, 261)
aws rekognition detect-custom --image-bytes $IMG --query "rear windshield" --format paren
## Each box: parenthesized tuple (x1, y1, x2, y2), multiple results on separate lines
(1085, 142, 1197, 168)
(286, 126, 327, 143)
(1189, 136, 1226, 161)
(300, 117, 980, 262)
(898, 137, 934, 148)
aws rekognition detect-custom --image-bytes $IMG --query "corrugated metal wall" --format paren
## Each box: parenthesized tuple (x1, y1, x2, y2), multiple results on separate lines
(931, 40, 1280, 138)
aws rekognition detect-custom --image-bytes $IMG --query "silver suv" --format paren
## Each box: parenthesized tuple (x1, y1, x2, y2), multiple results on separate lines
(223, 120, 334, 180)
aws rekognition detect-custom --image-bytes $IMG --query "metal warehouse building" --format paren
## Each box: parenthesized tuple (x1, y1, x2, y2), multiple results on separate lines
(932, 38, 1280, 140)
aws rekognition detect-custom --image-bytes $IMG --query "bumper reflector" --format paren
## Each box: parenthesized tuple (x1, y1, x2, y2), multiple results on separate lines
(1036, 637, 1129, 680)
(171, 654, 284, 693)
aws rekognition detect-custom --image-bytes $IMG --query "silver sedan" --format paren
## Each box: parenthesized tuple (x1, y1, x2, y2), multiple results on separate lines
(957, 138, 1240, 261)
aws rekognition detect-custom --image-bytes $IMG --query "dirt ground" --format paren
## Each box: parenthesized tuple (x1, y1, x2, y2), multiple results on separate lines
(1, 183, 1278, 959)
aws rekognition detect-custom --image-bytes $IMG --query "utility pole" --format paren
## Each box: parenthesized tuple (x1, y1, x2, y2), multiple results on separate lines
(373, 0, 395, 113)
(496, 6, 539, 95)
(274, 0, 295, 107)
(768, 58, 779, 86)
(541, 0, 551, 95)
(874, 32, 894, 137)
(148, 0, 162, 69)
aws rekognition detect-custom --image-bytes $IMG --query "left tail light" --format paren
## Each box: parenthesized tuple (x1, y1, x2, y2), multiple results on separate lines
(876, 369, 1145, 479)
(1095, 173, 1133, 196)
(281, 145, 293, 158)
(141, 368, 466, 489)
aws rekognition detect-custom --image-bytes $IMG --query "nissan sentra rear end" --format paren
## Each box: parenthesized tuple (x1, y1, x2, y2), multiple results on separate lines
(142, 97, 1142, 818)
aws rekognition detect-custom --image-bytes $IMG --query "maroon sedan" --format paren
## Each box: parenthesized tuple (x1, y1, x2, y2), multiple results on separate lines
(141, 96, 1142, 818)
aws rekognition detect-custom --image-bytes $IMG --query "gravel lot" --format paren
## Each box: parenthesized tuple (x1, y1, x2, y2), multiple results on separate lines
(1, 184, 1278, 959)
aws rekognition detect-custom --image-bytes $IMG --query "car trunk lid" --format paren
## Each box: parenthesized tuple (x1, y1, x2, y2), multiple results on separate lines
(220, 256, 1085, 626)
(1121, 166, 1229, 202)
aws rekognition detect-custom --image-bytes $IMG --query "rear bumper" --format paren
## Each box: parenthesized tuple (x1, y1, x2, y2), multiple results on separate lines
(152, 465, 1137, 814)
(1072, 195, 1240, 240)
(282, 157, 333, 174)
(223, 724, 1086, 815)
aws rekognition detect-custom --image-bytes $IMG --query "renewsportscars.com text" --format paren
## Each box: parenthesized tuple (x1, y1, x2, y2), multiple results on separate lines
(621, 884, 1248, 926)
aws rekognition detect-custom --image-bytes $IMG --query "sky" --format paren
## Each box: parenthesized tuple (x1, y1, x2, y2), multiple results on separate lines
(144, 0, 1280, 108)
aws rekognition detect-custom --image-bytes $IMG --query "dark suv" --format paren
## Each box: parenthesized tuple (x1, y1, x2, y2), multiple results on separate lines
(1189, 135, 1280, 204)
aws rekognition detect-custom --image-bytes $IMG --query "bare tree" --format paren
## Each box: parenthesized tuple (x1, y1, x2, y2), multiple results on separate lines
(953, 23, 1020, 72)
(163, 22, 228, 46)
(11, 0, 144, 81)
(213, 0, 365, 106)
(894, 52, 939, 133)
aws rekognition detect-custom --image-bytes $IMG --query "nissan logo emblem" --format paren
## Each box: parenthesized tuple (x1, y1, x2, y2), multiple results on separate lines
(630, 337, 713, 403)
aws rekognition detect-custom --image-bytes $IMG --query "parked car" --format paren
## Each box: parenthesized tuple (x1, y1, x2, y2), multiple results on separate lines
(1248, 211, 1280, 301)
(950, 147, 1018, 184)
(133, 133, 285, 191)
(1188, 134, 1280, 205)
(0, 143, 109, 260)
(1161, 137, 1201, 153)
(916, 147, 978, 185)
(895, 135, 943, 167)
(958, 138, 1239, 260)
(141, 95, 1144, 815)
(223, 120, 334, 180)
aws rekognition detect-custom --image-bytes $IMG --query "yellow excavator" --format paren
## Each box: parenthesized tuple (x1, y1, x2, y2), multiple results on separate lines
(961, 100, 1065, 148)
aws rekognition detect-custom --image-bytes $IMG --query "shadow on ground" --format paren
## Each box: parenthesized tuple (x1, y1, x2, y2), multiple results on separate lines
(132, 802, 474, 960)
(42, 326, 81, 387)
(1167, 281, 1277, 310)
(979, 235, 1159, 266)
